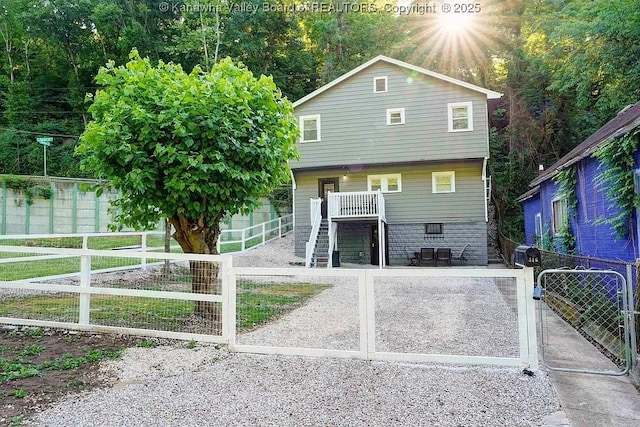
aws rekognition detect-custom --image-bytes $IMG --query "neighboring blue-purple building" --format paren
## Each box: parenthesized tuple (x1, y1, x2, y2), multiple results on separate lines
(518, 102, 640, 262)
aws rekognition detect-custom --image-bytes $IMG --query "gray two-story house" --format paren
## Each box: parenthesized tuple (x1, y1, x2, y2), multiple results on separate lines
(290, 56, 501, 267)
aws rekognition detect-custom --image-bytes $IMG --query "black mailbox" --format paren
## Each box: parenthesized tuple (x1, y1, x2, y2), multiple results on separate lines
(514, 245, 541, 267)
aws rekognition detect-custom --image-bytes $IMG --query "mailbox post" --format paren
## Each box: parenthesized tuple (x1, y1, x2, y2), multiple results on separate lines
(514, 245, 541, 268)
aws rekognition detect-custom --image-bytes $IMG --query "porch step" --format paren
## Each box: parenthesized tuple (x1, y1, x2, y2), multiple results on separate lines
(487, 245, 503, 264)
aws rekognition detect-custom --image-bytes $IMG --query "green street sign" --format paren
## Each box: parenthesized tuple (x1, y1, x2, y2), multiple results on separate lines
(37, 137, 53, 146)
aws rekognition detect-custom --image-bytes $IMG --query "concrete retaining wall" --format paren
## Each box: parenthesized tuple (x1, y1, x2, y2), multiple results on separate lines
(0, 176, 278, 235)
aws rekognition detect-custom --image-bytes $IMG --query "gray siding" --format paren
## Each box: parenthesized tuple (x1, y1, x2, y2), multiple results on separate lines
(293, 161, 487, 260)
(293, 160, 486, 229)
(292, 61, 490, 170)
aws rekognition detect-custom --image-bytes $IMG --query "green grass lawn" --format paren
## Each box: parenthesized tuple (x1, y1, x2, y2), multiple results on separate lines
(0, 256, 165, 281)
(0, 282, 330, 332)
(0, 235, 166, 249)
(0, 231, 284, 280)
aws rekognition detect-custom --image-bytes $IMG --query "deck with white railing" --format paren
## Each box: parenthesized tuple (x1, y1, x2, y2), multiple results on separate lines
(327, 190, 386, 222)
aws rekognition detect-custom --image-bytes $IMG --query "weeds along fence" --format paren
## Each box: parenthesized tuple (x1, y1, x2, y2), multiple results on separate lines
(499, 233, 639, 359)
(0, 248, 540, 369)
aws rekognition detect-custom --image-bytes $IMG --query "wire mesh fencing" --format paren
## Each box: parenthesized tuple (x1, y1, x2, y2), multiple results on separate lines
(499, 232, 639, 357)
(234, 272, 360, 352)
(372, 275, 520, 358)
(0, 246, 230, 341)
(538, 269, 630, 372)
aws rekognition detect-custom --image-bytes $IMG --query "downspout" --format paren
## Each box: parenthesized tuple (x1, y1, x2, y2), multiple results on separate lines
(482, 157, 489, 222)
(290, 169, 297, 230)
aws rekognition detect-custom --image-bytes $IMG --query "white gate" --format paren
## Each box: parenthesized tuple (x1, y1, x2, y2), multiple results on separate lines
(229, 267, 539, 370)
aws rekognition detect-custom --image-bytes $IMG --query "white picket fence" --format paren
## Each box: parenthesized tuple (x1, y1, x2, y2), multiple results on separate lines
(0, 243, 539, 370)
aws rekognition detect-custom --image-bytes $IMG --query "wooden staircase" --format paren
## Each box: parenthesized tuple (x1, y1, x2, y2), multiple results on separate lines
(311, 219, 329, 267)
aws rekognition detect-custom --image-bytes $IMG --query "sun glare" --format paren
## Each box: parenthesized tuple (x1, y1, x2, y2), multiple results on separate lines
(437, 12, 474, 35)
(402, 3, 503, 78)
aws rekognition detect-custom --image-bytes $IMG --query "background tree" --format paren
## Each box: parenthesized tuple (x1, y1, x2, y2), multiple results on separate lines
(76, 51, 298, 317)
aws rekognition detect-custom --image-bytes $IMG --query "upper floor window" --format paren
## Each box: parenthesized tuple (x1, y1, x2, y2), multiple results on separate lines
(368, 174, 402, 193)
(299, 115, 321, 142)
(386, 108, 405, 125)
(373, 76, 388, 93)
(432, 171, 456, 193)
(552, 198, 568, 235)
(448, 102, 473, 132)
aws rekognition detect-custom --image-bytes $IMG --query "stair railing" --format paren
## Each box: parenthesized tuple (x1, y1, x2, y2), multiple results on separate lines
(305, 198, 323, 268)
(327, 221, 338, 268)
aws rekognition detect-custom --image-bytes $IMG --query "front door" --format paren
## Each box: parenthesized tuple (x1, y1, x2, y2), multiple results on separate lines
(318, 178, 339, 218)
(370, 224, 389, 265)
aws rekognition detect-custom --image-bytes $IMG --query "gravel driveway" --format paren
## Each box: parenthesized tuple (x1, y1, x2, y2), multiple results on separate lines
(31, 235, 561, 426)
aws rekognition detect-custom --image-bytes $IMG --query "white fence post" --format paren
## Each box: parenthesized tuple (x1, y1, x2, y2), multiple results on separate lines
(262, 223, 266, 245)
(278, 217, 282, 237)
(141, 232, 147, 271)
(82, 234, 89, 249)
(517, 267, 539, 370)
(78, 254, 91, 325)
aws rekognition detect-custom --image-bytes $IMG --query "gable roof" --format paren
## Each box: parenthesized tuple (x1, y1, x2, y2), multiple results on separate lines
(293, 55, 503, 108)
(530, 101, 640, 187)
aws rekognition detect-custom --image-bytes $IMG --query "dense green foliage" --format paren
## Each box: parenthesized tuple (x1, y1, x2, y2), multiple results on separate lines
(77, 51, 298, 254)
(593, 134, 640, 239)
(1, 0, 639, 236)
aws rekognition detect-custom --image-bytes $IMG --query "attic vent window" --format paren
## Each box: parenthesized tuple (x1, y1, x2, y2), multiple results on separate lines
(373, 76, 388, 93)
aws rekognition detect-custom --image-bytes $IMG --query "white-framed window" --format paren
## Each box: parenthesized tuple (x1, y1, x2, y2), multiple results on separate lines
(386, 108, 405, 125)
(299, 114, 321, 142)
(432, 171, 456, 193)
(368, 174, 402, 193)
(552, 198, 568, 235)
(448, 102, 473, 132)
(373, 76, 388, 93)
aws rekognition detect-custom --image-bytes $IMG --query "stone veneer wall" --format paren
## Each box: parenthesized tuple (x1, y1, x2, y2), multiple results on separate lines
(295, 221, 488, 266)
(387, 222, 488, 265)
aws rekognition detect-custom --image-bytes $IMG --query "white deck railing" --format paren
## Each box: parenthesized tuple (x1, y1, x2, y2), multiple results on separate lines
(327, 191, 386, 222)
(305, 198, 323, 268)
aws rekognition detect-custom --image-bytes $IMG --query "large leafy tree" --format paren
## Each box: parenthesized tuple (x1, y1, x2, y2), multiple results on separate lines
(77, 50, 298, 316)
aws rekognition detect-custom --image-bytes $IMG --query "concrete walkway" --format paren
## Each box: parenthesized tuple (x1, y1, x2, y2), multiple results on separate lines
(540, 303, 640, 427)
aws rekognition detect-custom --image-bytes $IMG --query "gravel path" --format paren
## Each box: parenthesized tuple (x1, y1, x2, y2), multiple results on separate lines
(30, 235, 562, 426)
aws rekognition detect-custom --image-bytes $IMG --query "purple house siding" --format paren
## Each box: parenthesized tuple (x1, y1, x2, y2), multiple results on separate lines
(518, 101, 640, 263)
(522, 193, 540, 245)
(572, 157, 638, 261)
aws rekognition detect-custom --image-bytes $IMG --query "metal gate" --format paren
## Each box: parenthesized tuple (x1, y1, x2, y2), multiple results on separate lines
(537, 269, 633, 375)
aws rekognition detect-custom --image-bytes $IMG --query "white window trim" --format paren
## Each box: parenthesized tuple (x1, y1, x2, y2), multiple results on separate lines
(448, 101, 473, 132)
(299, 114, 321, 142)
(432, 171, 456, 193)
(551, 197, 568, 236)
(386, 108, 405, 126)
(373, 76, 388, 93)
(367, 174, 402, 193)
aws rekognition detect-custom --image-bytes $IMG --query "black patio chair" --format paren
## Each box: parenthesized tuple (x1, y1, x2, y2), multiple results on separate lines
(436, 248, 452, 266)
(419, 248, 436, 266)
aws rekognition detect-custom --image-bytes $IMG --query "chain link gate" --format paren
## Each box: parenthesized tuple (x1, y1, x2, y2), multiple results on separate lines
(537, 269, 632, 375)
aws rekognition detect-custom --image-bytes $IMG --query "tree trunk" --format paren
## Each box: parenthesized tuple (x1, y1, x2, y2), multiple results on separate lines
(169, 214, 222, 321)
